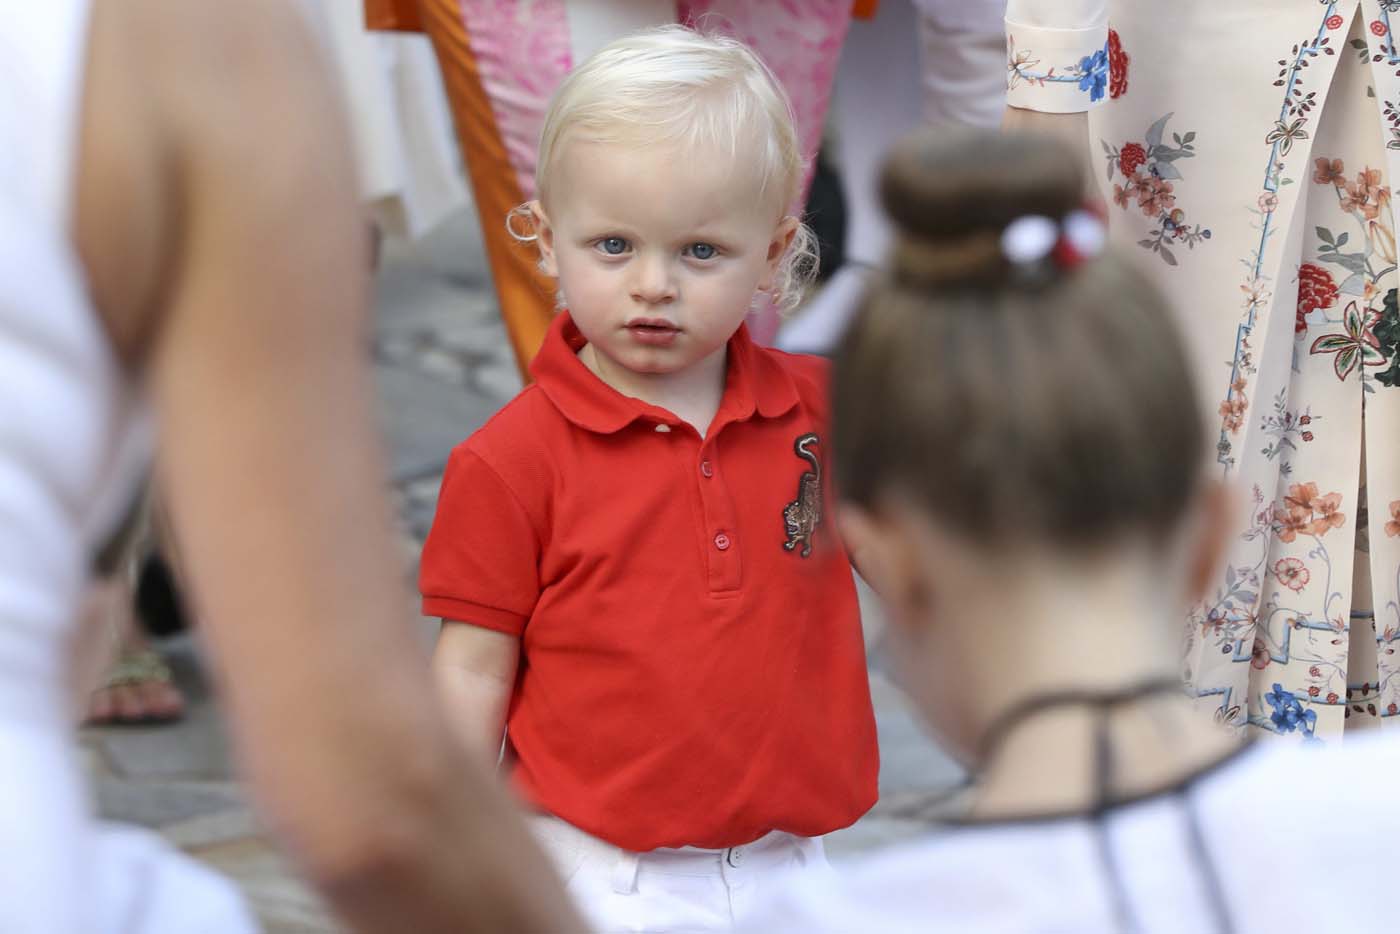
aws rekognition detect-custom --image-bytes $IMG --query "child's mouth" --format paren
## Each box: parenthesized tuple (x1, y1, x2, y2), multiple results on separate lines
(625, 319, 681, 346)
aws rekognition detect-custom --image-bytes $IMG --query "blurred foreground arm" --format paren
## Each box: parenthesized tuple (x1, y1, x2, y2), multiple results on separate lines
(78, 1, 583, 930)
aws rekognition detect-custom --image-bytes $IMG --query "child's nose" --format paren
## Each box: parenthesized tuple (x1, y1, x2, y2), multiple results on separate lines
(629, 254, 677, 305)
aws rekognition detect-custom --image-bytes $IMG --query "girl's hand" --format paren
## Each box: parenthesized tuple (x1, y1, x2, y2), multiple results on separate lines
(1000, 106, 1100, 204)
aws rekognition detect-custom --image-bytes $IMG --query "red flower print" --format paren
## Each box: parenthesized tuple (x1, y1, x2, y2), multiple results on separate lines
(1112, 183, 1132, 209)
(1308, 685, 1321, 697)
(1328, 692, 1340, 704)
(1250, 637, 1272, 670)
(1326, 14, 1344, 30)
(1340, 168, 1390, 220)
(1299, 415, 1311, 425)
(1314, 157, 1345, 185)
(1218, 396, 1247, 433)
(1137, 175, 1175, 217)
(1274, 505, 1312, 543)
(1302, 431, 1314, 441)
(1119, 142, 1147, 177)
(1274, 557, 1310, 592)
(1309, 492, 1345, 536)
(1296, 263, 1339, 333)
(1372, 20, 1388, 37)
(1309, 666, 1322, 677)
(1108, 29, 1130, 99)
(1385, 500, 1400, 538)
(1284, 481, 1320, 514)
(1391, 703, 1398, 715)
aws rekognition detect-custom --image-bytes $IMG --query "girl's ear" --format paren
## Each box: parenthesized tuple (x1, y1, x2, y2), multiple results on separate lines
(758, 215, 800, 291)
(528, 201, 559, 277)
(839, 501, 937, 624)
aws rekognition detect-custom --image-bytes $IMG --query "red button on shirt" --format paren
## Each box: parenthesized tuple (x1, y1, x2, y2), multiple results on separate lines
(419, 312, 878, 852)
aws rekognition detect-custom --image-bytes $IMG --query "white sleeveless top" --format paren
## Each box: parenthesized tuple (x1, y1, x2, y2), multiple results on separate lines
(0, 4, 254, 930)
(0, 0, 148, 718)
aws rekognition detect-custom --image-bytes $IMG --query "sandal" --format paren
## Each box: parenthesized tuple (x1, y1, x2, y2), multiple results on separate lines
(84, 647, 185, 726)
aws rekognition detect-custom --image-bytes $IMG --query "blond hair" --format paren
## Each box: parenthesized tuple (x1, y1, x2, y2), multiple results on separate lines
(522, 25, 817, 312)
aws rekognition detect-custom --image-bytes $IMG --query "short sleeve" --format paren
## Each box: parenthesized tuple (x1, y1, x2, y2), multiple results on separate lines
(418, 446, 541, 635)
(1005, 1, 1109, 114)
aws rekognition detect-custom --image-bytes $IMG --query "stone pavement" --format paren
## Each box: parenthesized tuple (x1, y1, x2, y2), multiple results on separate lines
(79, 208, 961, 932)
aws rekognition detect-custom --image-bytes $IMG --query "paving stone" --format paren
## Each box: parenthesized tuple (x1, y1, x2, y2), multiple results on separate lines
(376, 364, 500, 482)
(159, 806, 260, 851)
(94, 778, 244, 830)
(185, 836, 337, 934)
(376, 284, 501, 340)
(869, 673, 965, 799)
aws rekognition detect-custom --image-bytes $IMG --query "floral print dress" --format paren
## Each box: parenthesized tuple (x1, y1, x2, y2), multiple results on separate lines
(1008, 1, 1400, 742)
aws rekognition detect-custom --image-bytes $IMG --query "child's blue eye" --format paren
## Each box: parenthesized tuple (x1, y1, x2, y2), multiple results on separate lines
(686, 243, 717, 260)
(597, 237, 629, 255)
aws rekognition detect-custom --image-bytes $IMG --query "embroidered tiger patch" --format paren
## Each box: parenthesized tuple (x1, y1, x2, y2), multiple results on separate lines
(782, 433, 822, 558)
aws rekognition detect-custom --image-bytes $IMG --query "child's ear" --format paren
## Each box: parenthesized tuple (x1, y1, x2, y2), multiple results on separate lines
(759, 216, 800, 291)
(529, 201, 559, 277)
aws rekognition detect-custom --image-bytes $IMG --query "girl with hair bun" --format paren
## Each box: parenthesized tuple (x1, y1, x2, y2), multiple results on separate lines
(732, 127, 1400, 932)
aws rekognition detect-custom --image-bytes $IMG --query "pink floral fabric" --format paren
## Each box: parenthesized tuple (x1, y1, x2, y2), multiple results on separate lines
(447, 0, 852, 343)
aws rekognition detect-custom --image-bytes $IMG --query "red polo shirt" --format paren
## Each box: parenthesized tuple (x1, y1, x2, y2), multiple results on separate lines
(419, 312, 878, 851)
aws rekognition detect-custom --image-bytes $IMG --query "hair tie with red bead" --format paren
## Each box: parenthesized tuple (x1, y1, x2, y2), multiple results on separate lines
(1000, 209, 1106, 273)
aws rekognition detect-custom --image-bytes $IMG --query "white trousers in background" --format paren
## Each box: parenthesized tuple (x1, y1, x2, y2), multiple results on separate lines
(776, 0, 1006, 356)
(531, 816, 834, 933)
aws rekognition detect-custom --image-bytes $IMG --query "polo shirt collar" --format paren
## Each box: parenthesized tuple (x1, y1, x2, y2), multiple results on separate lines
(530, 312, 800, 435)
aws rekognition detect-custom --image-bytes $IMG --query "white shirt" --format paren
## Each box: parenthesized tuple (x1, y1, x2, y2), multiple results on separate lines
(0, 2, 253, 929)
(743, 736, 1400, 932)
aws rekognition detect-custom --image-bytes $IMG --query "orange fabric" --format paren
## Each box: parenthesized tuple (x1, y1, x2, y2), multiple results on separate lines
(364, 0, 424, 32)
(851, 0, 879, 19)
(414, 0, 556, 377)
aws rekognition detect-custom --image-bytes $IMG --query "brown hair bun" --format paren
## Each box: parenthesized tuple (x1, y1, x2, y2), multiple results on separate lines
(834, 127, 1204, 551)
(880, 126, 1085, 286)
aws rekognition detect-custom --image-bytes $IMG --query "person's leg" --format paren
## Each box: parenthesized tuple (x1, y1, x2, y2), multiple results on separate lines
(82, 496, 184, 726)
(775, 0, 922, 354)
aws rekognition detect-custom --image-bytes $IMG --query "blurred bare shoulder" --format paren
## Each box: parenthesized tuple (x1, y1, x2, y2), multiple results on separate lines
(75, 0, 356, 363)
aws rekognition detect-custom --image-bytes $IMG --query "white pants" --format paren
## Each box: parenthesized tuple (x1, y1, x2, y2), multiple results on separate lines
(531, 816, 834, 933)
(776, 0, 1006, 355)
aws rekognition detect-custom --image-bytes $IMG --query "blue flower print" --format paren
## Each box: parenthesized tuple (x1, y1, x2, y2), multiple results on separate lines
(1264, 682, 1320, 742)
(1078, 49, 1109, 103)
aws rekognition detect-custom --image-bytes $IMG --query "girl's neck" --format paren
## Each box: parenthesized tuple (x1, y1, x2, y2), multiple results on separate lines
(582, 342, 729, 436)
(931, 550, 1241, 819)
(967, 693, 1241, 820)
